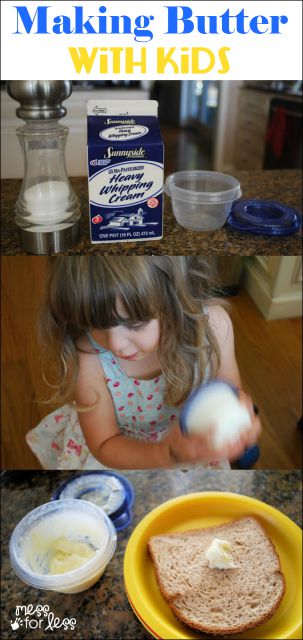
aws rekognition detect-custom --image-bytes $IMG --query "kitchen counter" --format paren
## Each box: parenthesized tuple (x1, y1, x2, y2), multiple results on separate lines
(1, 170, 302, 256)
(1, 469, 302, 639)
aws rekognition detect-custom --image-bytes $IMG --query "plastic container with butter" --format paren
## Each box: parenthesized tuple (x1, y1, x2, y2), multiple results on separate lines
(9, 499, 117, 593)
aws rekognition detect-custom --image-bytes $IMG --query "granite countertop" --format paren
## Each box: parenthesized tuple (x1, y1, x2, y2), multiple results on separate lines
(1, 170, 302, 256)
(1, 469, 302, 639)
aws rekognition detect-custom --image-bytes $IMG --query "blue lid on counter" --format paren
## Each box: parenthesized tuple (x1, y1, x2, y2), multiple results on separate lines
(51, 471, 135, 531)
(228, 199, 301, 236)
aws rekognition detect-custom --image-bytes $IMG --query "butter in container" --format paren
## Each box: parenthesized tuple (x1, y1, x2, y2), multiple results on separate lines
(9, 499, 117, 593)
(52, 471, 135, 531)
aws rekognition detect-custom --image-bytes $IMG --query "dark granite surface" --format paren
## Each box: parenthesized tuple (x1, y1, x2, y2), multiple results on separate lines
(1, 171, 302, 256)
(1, 469, 302, 639)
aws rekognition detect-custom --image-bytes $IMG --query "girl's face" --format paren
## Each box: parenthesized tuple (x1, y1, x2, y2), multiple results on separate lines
(92, 299, 160, 362)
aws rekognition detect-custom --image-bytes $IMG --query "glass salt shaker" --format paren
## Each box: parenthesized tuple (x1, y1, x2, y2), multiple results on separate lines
(7, 80, 81, 254)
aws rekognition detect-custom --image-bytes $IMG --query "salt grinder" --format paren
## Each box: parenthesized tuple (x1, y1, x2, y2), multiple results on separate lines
(7, 81, 81, 254)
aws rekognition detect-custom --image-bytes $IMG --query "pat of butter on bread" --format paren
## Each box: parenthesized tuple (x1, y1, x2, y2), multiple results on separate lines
(205, 537, 237, 569)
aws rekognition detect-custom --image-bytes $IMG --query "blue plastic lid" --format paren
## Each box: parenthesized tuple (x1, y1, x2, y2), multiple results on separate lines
(51, 471, 135, 532)
(228, 199, 301, 236)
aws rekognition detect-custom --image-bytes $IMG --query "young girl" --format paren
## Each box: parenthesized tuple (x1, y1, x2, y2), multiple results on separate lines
(27, 256, 261, 470)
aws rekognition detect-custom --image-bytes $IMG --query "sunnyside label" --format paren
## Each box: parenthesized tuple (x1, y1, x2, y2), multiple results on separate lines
(87, 100, 164, 243)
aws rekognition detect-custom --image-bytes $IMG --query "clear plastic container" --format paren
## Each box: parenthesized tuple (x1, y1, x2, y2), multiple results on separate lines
(9, 499, 117, 593)
(165, 170, 241, 231)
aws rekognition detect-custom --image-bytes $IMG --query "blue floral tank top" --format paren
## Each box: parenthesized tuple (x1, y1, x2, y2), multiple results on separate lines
(87, 333, 179, 442)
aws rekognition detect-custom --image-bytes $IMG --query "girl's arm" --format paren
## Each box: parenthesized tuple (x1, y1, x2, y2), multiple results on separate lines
(75, 349, 239, 469)
(207, 304, 261, 447)
(207, 304, 242, 387)
(75, 350, 165, 469)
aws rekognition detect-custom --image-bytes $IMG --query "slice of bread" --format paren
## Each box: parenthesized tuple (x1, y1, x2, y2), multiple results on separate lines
(148, 517, 285, 636)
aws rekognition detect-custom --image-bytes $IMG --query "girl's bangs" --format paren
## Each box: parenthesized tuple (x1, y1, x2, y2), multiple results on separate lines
(87, 262, 159, 329)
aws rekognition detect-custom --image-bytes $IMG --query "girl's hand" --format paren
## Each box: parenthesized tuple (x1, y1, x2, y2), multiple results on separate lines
(163, 422, 235, 465)
(230, 389, 262, 455)
(210, 389, 261, 462)
(164, 393, 261, 466)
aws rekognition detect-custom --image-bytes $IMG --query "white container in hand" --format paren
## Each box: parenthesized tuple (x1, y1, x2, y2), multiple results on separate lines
(180, 380, 251, 451)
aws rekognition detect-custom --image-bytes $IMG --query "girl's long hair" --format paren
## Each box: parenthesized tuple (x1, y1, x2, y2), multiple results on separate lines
(39, 256, 222, 407)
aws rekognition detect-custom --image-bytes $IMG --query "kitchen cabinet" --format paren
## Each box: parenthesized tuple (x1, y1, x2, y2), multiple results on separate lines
(243, 256, 302, 319)
(235, 89, 269, 169)
(234, 88, 302, 170)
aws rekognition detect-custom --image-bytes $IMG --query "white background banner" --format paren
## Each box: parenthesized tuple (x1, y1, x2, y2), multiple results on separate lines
(1, 1, 302, 80)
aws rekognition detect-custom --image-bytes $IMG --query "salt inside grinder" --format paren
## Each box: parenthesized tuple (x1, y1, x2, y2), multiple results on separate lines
(7, 81, 81, 254)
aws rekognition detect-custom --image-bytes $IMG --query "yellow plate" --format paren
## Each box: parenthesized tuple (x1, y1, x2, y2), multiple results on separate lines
(124, 492, 302, 639)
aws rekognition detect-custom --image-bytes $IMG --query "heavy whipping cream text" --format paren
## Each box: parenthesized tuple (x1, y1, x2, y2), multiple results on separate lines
(99, 170, 153, 204)
(87, 100, 163, 244)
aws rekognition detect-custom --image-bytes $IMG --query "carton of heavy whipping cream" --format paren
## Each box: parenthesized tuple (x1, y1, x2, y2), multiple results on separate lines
(87, 100, 164, 243)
